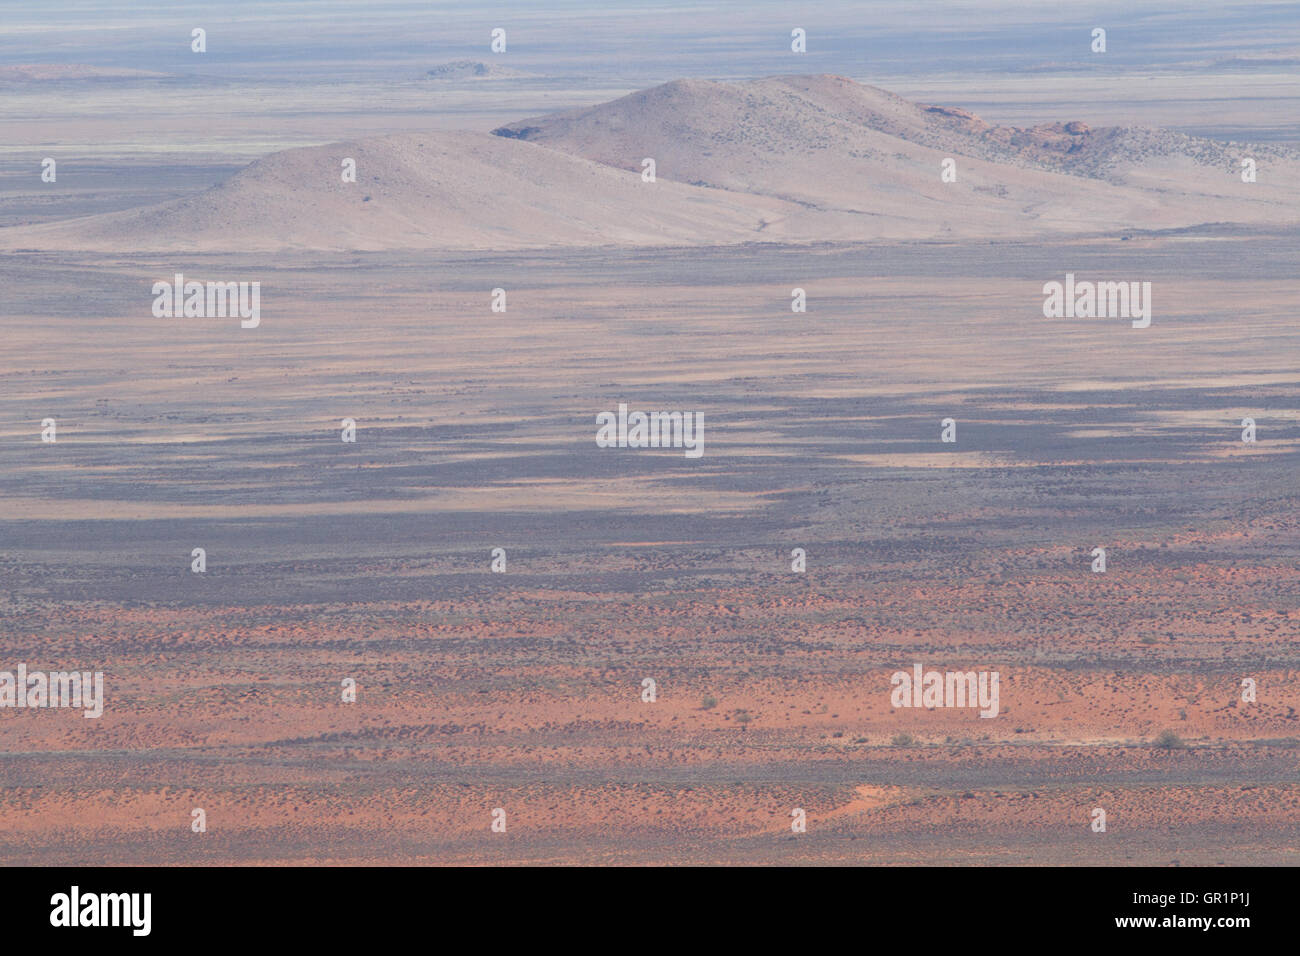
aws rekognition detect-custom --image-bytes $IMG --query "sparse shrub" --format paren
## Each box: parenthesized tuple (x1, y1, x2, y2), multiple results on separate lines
(1155, 730, 1186, 750)
(700, 695, 717, 710)
(892, 732, 915, 748)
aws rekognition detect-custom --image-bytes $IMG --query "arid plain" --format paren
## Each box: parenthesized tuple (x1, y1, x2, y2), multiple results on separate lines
(2, 2, 1299, 865)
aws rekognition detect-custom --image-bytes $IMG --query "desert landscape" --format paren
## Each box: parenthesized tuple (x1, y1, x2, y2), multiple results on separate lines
(1, 0, 1297, 866)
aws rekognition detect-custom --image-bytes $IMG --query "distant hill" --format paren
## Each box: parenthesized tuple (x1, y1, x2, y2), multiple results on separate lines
(426, 60, 530, 80)
(493, 73, 1299, 221)
(0, 63, 169, 82)
(4, 74, 1296, 252)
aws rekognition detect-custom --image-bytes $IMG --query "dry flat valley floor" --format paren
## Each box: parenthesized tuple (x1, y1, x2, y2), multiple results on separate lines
(2, 237, 1298, 864)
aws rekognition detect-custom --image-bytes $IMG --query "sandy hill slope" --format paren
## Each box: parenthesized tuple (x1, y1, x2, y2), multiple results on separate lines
(4, 74, 1296, 252)
(3, 131, 796, 252)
